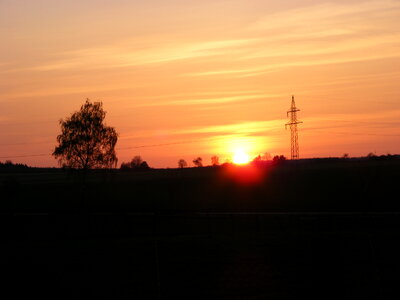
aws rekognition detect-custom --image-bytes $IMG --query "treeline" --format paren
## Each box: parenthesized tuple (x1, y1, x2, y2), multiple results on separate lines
(120, 156, 150, 171)
(363, 153, 400, 161)
(0, 160, 30, 170)
(118, 154, 288, 171)
(79, 151, 400, 172)
(177, 154, 287, 169)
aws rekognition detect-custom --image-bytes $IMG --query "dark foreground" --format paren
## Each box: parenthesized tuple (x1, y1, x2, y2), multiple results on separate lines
(1, 159, 400, 299)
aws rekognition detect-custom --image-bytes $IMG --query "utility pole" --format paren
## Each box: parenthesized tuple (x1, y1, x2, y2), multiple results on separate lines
(286, 95, 302, 160)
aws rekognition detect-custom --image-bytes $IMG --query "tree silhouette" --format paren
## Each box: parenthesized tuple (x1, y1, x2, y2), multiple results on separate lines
(120, 156, 150, 170)
(273, 155, 287, 164)
(211, 155, 219, 166)
(253, 152, 272, 163)
(53, 99, 118, 169)
(139, 161, 150, 170)
(0, 160, 29, 170)
(193, 157, 203, 167)
(252, 155, 262, 163)
(178, 159, 187, 169)
(130, 156, 143, 168)
(263, 152, 272, 161)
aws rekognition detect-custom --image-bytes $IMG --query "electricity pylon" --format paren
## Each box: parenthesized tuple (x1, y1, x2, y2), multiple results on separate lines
(285, 95, 302, 160)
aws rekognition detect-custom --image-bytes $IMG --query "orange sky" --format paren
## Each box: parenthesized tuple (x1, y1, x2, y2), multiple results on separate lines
(1, 0, 400, 168)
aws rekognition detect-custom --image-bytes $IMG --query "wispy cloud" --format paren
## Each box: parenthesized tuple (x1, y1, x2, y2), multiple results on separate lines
(249, 0, 400, 32)
(185, 52, 400, 78)
(300, 109, 400, 139)
(26, 38, 258, 72)
(175, 119, 283, 135)
(184, 0, 400, 78)
(139, 93, 280, 107)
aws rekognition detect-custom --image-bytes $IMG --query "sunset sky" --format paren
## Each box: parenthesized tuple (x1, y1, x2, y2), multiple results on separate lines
(1, 0, 400, 168)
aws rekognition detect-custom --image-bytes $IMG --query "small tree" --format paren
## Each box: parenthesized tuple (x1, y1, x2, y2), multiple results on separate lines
(211, 155, 219, 166)
(178, 159, 187, 169)
(53, 99, 118, 169)
(193, 157, 203, 167)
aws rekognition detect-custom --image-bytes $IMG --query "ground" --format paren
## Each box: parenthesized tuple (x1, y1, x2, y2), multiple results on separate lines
(1, 159, 399, 299)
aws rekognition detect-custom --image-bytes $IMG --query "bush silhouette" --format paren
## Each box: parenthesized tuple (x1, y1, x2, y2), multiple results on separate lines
(273, 155, 287, 164)
(120, 156, 150, 171)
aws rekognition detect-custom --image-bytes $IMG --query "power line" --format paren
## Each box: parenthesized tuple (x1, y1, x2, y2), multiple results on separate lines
(0, 153, 49, 159)
(2, 126, 398, 161)
(117, 140, 197, 151)
(303, 128, 400, 137)
(0, 141, 54, 147)
(0, 139, 198, 159)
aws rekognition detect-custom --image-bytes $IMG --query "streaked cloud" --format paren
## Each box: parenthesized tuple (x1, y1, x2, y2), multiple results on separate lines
(249, 1, 400, 31)
(185, 0, 400, 78)
(185, 52, 400, 78)
(139, 93, 281, 107)
(176, 119, 282, 135)
(25, 38, 257, 72)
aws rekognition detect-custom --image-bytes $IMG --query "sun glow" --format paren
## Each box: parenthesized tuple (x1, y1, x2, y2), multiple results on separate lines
(233, 150, 250, 165)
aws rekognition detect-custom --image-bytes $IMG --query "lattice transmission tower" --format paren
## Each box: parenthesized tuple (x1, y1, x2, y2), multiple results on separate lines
(285, 95, 302, 160)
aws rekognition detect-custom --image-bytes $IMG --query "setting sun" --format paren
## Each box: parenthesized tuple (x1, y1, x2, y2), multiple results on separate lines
(233, 150, 250, 165)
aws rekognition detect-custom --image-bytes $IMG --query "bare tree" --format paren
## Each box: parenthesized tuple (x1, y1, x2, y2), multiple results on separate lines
(178, 159, 187, 169)
(53, 99, 118, 169)
(192, 157, 203, 167)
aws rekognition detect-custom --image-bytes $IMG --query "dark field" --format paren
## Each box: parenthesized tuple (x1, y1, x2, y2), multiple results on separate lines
(1, 159, 400, 299)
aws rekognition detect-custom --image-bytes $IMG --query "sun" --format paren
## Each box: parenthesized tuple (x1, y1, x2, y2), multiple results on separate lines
(233, 150, 250, 165)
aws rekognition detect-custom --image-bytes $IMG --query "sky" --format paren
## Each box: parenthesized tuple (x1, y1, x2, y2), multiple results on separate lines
(1, 0, 400, 168)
